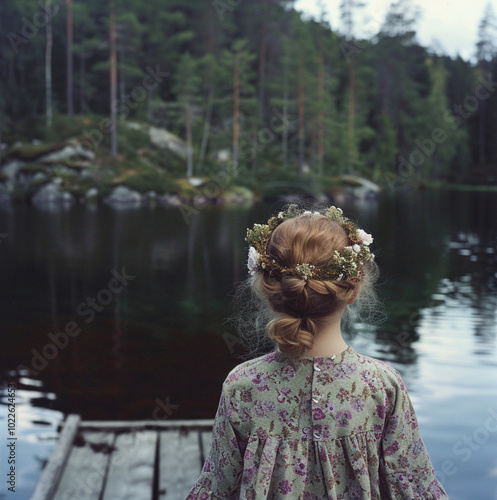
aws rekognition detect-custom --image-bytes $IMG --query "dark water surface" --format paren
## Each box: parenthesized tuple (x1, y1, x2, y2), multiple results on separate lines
(1, 191, 496, 499)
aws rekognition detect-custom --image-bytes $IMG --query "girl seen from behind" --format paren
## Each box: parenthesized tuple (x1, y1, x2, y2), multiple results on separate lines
(186, 203, 448, 499)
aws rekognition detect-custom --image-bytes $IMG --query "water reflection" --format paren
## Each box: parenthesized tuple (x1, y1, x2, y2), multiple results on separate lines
(0, 191, 496, 499)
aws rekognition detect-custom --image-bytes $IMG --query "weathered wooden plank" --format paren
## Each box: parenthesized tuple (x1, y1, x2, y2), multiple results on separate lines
(158, 429, 202, 498)
(80, 419, 215, 430)
(200, 431, 213, 464)
(52, 431, 115, 500)
(30, 414, 81, 500)
(101, 430, 158, 500)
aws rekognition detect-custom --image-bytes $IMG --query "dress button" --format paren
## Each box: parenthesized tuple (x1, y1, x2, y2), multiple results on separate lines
(313, 431, 320, 439)
(312, 397, 319, 403)
(314, 363, 321, 371)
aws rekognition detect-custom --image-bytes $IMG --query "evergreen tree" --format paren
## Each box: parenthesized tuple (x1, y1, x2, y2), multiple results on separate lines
(0, 0, 494, 188)
(422, 57, 460, 181)
(475, 3, 497, 166)
(66, 0, 74, 116)
(45, 0, 54, 127)
(219, 39, 256, 176)
(173, 52, 201, 177)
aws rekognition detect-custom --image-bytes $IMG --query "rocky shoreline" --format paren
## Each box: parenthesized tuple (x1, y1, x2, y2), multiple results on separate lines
(0, 121, 382, 208)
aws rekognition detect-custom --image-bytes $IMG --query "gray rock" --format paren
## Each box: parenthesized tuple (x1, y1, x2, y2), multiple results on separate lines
(32, 181, 75, 205)
(149, 126, 188, 158)
(157, 193, 182, 206)
(85, 187, 99, 199)
(105, 186, 143, 205)
(40, 144, 96, 163)
(339, 175, 381, 199)
(80, 168, 93, 179)
(126, 122, 188, 158)
(1, 159, 26, 180)
(32, 172, 48, 184)
(49, 164, 77, 178)
(188, 177, 205, 187)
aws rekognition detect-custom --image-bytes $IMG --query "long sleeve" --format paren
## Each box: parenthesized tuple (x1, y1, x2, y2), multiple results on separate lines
(186, 384, 244, 500)
(379, 370, 449, 499)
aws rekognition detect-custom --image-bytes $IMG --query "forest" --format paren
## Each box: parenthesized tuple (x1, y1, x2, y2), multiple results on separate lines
(1, 0, 497, 199)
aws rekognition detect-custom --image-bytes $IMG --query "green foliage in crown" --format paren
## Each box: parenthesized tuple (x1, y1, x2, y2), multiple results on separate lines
(245, 204, 375, 283)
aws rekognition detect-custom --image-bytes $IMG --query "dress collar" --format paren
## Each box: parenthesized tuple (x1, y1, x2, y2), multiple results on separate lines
(274, 345, 356, 367)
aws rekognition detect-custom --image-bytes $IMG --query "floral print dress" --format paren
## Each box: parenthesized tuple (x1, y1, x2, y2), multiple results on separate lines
(186, 345, 449, 499)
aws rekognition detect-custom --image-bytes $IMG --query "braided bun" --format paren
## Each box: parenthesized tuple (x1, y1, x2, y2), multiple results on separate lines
(252, 211, 371, 358)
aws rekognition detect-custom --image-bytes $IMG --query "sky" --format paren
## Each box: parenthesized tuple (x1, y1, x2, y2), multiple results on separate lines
(294, 0, 494, 61)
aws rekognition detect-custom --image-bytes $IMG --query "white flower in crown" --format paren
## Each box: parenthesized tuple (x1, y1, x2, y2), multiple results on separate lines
(352, 244, 361, 253)
(357, 229, 373, 246)
(247, 246, 260, 275)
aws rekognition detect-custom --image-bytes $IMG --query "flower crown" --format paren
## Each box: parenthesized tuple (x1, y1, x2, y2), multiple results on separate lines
(245, 204, 375, 283)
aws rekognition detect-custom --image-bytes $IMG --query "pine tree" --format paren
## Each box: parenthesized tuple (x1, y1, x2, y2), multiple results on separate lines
(173, 53, 201, 177)
(422, 57, 460, 181)
(475, 3, 497, 166)
(45, 0, 53, 127)
(67, 0, 74, 116)
(110, 1, 118, 156)
(340, 0, 365, 173)
(219, 39, 256, 176)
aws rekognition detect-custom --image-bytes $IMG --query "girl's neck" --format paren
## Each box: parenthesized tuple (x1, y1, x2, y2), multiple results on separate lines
(304, 318, 348, 357)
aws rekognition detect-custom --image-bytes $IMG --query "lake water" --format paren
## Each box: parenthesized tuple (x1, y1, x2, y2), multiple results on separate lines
(0, 190, 496, 499)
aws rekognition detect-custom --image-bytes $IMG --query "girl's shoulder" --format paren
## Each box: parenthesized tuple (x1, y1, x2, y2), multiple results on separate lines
(354, 349, 406, 392)
(221, 347, 407, 396)
(224, 350, 280, 385)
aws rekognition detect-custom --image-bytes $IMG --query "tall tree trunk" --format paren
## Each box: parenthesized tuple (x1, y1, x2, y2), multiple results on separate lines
(347, 52, 356, 174)
(66, 0, 74, 116)
(250, 122, 258, 173)
(258, 12, 268, 121)
(46, 0, 53, 127)
(147, 87, 155, 122)
(232, 54, 240, 176)
(297, 58, 305, 176)
(479, 63, 487, 166)
(198, 7, 216, 174)
(79, 54, 87, 113)
(110, 2, 118, 156)
(186, 99, 193, 177)
(208, 4, 215, 52)
(119, 49, 126, 105)
(479, 99, 486, 166)
(198, 88, 214, 174)
(282, 59, 289, 170)
(317, 53, 325, 176)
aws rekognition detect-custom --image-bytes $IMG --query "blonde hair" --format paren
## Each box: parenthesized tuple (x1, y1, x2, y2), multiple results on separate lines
(227, 203, 381, 359)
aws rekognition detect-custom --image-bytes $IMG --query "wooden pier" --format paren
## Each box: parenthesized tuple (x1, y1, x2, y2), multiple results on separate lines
(30, 414, 214, 500)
